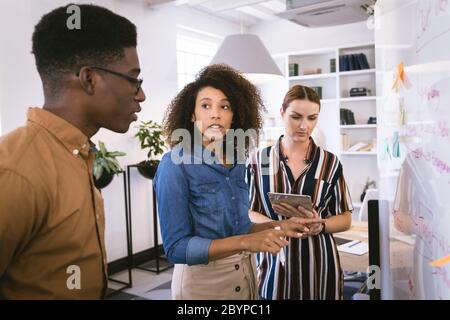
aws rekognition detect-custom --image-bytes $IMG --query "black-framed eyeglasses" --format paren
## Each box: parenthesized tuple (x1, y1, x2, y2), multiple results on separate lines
(77, 65, 143, 94)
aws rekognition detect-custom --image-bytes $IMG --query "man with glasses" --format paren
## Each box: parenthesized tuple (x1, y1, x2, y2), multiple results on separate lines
(0, 4, 145, 299)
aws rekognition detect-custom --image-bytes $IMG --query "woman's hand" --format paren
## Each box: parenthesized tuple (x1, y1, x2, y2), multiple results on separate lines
(275, 216, 324, 239)
(242, 228, 290, 256)
(272, 203, 325, 237)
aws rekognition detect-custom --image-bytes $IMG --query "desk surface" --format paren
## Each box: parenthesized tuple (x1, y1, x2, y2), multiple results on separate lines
(335, 221, 369, 273)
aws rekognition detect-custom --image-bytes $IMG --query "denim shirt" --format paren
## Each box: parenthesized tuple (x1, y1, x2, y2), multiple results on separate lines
(154, 144, 253, 265)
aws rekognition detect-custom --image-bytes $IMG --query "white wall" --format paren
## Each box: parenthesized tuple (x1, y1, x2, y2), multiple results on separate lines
(0, 0, 240, 262)
(249, 19, 375, 55)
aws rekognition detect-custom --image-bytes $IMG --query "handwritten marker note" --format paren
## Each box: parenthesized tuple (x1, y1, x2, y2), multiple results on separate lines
(430, 255, 450, 267)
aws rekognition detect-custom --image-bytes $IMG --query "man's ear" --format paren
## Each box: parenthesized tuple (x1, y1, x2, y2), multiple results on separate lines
(191, 114, 195, 122)
(77, 67, 96, 95)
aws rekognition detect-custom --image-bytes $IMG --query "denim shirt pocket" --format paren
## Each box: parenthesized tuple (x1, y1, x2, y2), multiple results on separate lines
(190, 180, 221, 211)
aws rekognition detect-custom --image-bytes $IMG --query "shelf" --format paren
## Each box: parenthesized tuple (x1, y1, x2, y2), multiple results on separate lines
(341, 151, 377, 156)
(339, 42, 375, 50)
(340, 96, 377, 102)
(289, 73, 336, 81)
(340, 124, 377, 129)
(339, 69, 376, 76)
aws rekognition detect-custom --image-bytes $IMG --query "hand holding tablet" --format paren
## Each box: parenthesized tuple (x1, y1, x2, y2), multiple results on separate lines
(268, 192, 315, 218)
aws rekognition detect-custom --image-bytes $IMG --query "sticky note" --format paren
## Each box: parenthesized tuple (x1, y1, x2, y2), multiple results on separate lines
(430, 255, 450, 267)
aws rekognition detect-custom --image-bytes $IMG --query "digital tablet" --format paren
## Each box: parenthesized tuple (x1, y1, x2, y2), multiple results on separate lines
(267, 192, 314, 218)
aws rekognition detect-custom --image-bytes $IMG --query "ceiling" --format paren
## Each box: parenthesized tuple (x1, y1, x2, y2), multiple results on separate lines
(143, 0, 287, 27)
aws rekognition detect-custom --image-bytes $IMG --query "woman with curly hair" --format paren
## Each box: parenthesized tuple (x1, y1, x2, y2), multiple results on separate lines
(154, 64, 321, 300)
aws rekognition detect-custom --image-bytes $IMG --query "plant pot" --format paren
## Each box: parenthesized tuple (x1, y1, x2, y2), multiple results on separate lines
(137, 160, 160, 179)
(360, 191, 366, 202)
(94, 171, 115, 189)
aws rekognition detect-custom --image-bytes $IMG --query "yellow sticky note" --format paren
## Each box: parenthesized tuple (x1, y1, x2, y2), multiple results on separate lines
(430, 255, 450, 267)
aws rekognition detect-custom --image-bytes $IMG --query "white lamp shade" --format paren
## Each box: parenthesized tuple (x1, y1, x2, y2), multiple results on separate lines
(210, 34, 283, 84)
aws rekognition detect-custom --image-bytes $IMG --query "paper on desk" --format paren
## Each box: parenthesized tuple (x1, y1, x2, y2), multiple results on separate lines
(337, 240, 368, 255)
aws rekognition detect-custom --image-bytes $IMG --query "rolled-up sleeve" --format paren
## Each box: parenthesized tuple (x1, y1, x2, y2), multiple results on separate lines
(154, 153, 211, 265)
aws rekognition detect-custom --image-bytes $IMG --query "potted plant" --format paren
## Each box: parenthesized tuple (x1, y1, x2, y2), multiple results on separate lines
(360, 177, 377, 202)
(134, 120, 165, 179)
(93, 141, 126, 189)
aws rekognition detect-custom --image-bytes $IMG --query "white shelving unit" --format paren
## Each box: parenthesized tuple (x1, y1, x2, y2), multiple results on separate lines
(340, 124, 377, 129)
(339, 69, 376, 77)
(340, 96, 377, 102)
(289, 73, 337, 81)
(259, 42, 379, 208)
(341, 151, 377, 156)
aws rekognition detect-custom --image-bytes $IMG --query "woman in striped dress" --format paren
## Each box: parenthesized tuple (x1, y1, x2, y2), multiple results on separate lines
(247, 85, 353, 300)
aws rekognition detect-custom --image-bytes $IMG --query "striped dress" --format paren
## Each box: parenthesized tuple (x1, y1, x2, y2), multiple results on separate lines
(247, 136, 353, 300)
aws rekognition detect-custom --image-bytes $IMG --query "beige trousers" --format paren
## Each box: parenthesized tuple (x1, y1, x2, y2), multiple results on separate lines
(171, 252, 257, 300)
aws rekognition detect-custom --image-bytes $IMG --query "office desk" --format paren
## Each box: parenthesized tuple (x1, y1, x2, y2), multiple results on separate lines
(335, 221, 369, 273)
(335, 220, 414, 273)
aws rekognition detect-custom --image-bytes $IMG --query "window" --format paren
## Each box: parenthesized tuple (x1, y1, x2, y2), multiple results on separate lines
(176, 26, 221, 91)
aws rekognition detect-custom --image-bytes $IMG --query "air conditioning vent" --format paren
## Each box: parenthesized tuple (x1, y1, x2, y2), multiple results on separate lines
(278, 0, 377, 28)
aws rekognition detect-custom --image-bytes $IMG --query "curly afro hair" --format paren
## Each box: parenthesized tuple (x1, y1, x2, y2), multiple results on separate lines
(163, 64, 266, 154)
(32, 3, 137, 94)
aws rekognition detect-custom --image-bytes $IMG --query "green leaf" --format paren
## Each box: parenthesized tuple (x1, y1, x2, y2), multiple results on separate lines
(95, 165, 103, 180)
(99, 141, 107, 155)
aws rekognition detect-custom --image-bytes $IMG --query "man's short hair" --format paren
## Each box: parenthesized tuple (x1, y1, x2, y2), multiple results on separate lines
(32, 3, 137, 93)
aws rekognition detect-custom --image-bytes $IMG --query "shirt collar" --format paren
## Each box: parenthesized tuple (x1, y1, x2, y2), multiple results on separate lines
(275, 135, 318, 164)
(27, 107, 93, 159)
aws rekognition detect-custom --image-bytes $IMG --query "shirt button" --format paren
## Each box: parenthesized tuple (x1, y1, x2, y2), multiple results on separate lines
(232, 196, 235, 200)
(235, 220, 239, 225)
(235, 286, 241, 292)
(72, 149, 79, 156)
(96, 214, 100, 220)
(235, 264, 240, 270)
(212, 189, 215, 193)
(226, 177, 230, 181)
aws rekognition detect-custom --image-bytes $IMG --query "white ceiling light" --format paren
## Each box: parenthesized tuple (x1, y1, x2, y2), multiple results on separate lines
(210, 34, 283, 84)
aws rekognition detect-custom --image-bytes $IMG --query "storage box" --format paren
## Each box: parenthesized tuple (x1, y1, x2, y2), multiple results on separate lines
(303, 67, 322, 75)
(289, 63, 299, 77)
(330, 58, 336, 73)
(310, 86, 322, 99)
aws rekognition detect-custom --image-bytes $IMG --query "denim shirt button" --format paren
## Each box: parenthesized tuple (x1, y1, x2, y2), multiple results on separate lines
(232, 196, 235, 200)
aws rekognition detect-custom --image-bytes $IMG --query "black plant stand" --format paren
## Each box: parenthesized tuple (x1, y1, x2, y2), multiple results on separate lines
(127, 164, 173, 274)
(105, 170, 133, 297)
